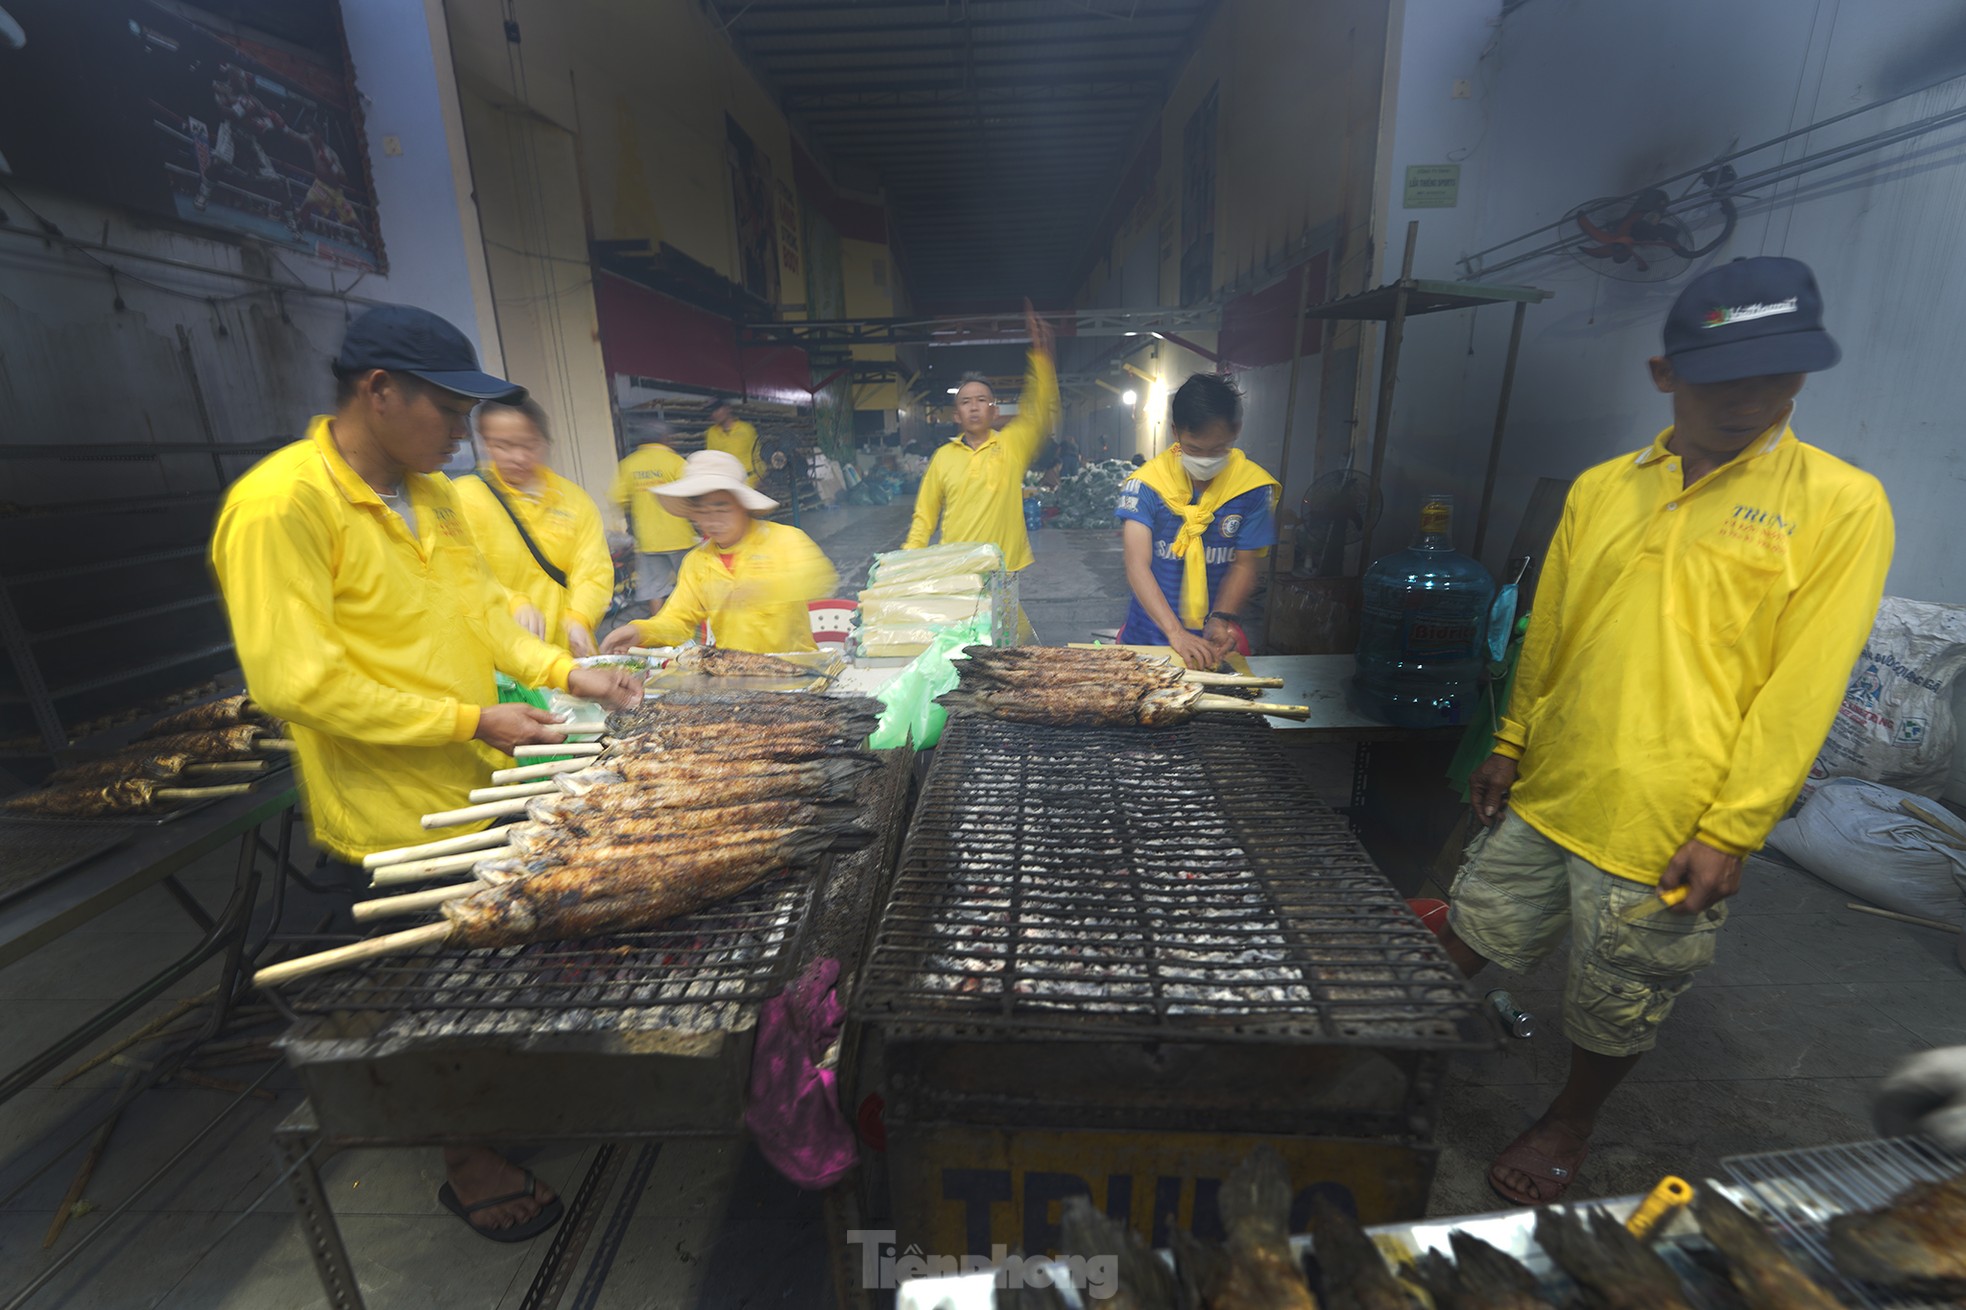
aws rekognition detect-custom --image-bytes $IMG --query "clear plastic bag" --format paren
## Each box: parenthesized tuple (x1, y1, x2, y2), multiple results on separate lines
(866, 541, 1005, 587)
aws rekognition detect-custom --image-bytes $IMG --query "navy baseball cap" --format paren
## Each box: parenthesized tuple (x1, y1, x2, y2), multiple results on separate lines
(335, 305, 523, 401)
(1663, 256, 1840, 383)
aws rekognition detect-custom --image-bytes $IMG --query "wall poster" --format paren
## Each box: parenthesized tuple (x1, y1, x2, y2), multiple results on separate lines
(0, 0, 385, 270)
(725, 112, 779, 302)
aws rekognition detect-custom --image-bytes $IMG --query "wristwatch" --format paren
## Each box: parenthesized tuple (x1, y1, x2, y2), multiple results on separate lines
(1207, 611, 1243, 626)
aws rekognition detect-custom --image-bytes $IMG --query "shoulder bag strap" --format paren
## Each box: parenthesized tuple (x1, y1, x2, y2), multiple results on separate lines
(467, 472, 568, 588)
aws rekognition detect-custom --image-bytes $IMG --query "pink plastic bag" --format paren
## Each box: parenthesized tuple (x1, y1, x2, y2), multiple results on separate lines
(744, 957, 857, 1189)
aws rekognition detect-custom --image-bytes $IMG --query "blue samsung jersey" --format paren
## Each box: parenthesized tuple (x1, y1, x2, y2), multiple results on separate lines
(1114, 478, 1276, 644)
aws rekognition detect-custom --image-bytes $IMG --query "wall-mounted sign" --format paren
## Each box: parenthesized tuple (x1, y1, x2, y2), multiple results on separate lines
(1404, 164, 1460, 209)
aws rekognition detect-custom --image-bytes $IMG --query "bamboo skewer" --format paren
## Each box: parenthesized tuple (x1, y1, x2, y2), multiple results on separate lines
(155, 784, 255, 801)
(1178, 671, 1286, 689)
(254, 739, 297, 753)
(512, 742, 607, 759)
(363, 826, 513, 870)
(1846, 902, 1963, 933)
(489, 758, 592, 785)
(182, 760, 269, 776)
(468, 779, 561, 803)
(369, 848, 503, 886)
(1191, 694, 1311, 720)
(56, 989, 216, 1086)
(424, 796, 535, 829)
(253, 922, 451, 988)
(354, 880, 485, 922)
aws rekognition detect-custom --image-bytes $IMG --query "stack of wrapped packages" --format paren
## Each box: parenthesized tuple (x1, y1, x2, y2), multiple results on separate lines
(854, 541, 1018, 657)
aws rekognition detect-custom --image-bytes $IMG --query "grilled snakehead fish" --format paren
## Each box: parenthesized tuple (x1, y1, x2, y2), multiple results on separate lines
(123, 724, 269, 760)
(139, 694, 276, 740)
(1827, 1169, 1966, 1295)
(671, 647, 815, 678)
(937, 683, 1203, 728)
(5, 776, 193, 816)
(1532, 1207, 1694, 1310)
(1694, 1187, 1842, 1310)
(47, 750, 201, 789)
(446, 826, 845, 947)
(606, 693, 877, 737)
(1412, 1230, 1554, 1309)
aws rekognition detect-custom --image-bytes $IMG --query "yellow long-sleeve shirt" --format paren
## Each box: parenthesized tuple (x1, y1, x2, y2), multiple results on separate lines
(705, 420, 763, 485)
(210, 416, 575, 860)
(904, 351, 1058, 571)
(609, 442, 696, 552)
(454, 464, 616, 645)
(633, 520, 837, 654)
(1497, 422, 1893, 884)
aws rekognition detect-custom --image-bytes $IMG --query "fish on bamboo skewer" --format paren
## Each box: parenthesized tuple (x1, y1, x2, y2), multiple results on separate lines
(1825, 1169, 1966, 1296)
(962, 643, 1283, 687)
(1692, 1187, 1842, 1310)
(938, 682, 1308, 727)
(4, 778, 253, 816)
(46, 751, 203, 788)
(422, 755, 876, 829)
(669, 647, 817, 678)
(138, 694, 278, 740)
(257, 825, 853, 987)
(604, 693, 879, 738)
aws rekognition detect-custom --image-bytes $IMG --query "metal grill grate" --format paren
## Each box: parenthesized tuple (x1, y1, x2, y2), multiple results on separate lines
(272, 873, 817, 1041)
(0, 821, 131, 904)
(855, 716, 1488, 1047)
(1722, 1137, 1966, 1309)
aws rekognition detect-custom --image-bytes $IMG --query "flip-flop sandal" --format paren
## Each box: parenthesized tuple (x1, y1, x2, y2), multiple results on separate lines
(1487, 1124, 1589, 1208)
(437, 1169, 565, 1243)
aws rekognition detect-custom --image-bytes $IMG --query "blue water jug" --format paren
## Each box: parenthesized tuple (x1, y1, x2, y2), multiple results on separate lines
(1352, 494, 1496, 727)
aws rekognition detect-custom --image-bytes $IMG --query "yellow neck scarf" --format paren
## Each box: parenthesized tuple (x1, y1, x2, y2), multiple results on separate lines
(1131, 448, 1278, 628)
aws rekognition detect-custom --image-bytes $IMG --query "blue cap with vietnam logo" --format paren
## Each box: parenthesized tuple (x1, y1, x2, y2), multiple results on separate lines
(1662, 256, 1840, 384)
(335, 304, 525, 401)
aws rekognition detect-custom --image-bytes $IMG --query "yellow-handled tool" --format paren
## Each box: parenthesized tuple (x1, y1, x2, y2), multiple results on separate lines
(1626, 1175, 1694, 1239)
(1620, 885, 1690, 924)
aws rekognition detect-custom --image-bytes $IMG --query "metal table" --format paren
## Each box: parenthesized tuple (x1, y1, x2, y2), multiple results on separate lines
(0, 784, 301, 1106)
(1243, 654, 1464, 815)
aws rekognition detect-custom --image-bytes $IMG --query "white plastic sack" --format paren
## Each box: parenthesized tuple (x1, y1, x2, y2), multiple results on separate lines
(1768, 778, 1966, 925)
(1804, 597, 1966, 799)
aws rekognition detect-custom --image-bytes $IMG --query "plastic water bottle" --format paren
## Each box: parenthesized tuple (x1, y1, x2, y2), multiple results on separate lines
(1351, 494, 1496, 727)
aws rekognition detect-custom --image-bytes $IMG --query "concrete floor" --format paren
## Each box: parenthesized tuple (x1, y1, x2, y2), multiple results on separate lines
(2, 514, 1961, 1307)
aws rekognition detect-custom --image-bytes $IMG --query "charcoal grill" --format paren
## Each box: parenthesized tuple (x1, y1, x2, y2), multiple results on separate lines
(1723, 1136, 1966, 1309)
(271, 871, 818, 1140)
(848, 715, 1491, 1259)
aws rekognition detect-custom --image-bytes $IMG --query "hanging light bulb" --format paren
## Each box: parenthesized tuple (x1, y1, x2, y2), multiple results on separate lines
(1121, 389, 1138, 407)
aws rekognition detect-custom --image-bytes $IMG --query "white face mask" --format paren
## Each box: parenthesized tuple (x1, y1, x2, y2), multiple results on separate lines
(1181, 452, 1230, 480)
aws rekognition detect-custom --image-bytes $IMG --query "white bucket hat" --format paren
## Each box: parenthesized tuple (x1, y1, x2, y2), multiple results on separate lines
(655, 449, 778, 513)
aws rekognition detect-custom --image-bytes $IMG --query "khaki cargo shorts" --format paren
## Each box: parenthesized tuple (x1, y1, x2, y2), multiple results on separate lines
(634, 549, 691, 604)
(1447, 811, 1728, 1057)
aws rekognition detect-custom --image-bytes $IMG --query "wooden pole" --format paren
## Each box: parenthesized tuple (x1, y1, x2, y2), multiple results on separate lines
(1354, 220, 1420, 572)
(1192, 694, 1310, 720)
(467, 779, 562, 804)
(513, 742, 606, 759)
(1472, 299, 1529, 561)
(1846, 903, 1962, 934)
(1262, 258, 1322, 650)
(489, 758, 593, 785)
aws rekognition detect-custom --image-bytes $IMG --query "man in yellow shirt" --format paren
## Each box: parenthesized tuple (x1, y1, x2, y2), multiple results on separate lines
(1442, 258, 1893, 1206)
(455, 398, 616, 655)
(903, 302, 1058, 571)
(609, 422, 696, 616)
(703, 399, 763, 485)
(211, 304, 642, 1241)
(601, 450, 836, 654)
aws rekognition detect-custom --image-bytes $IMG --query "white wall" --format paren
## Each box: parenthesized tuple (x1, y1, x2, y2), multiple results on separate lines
(1379, 0, 1966, 603)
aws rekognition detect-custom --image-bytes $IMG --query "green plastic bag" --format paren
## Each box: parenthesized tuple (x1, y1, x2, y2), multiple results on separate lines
(869, 617, 993, 750)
